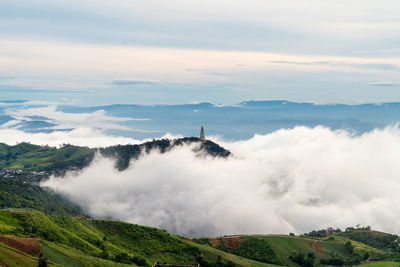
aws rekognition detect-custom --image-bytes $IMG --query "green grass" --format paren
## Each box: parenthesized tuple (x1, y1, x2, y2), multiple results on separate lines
(329, 235, 380, 255)
(42, 243, 85, 267)
(251, 235, 314, 266)
(0, 242, 38, 266)
(2, 208, 400, 267)
(0, 143, 94, 171)
(0, 210, 285, 266)
(339, 230, 398, 250)
(0, 210, 204, 266)
(43, 241, 133, 267)
(0, 210, 23, 233)
(185, 239, 280, 267)
(318, 239, 348, 258)
(203, 234, 386, 267)
(358, 261, 400, 267)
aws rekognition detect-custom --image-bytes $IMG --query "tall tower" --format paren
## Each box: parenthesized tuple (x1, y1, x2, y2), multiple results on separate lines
(200, 126, 205, 140)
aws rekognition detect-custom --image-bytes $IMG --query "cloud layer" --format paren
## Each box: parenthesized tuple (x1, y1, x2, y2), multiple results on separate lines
(42, 126, 400, 237)
(0, 128, 139, 147)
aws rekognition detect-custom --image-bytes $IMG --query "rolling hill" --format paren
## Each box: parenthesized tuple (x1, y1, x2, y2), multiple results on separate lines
(193, 229, 400, 267)
(0, 209, 399, 266)
(0, 210, 275, 267)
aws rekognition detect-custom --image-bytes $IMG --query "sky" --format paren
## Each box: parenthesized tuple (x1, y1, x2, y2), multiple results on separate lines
(1, 0, 400, 105)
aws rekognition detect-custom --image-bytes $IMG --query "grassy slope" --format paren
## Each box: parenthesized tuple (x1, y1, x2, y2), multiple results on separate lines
(42, 242, 133, 267)
(201, 234, 388, 267)
(358, 262, 400, 267)
(0, 143, 94, 171)
(0, 178, 85, 216)
(0, 242, 38, 267)
(339, 230, 398, 250)
(325, 235, 380, 255)
(185, 239, 280, 267)
(0, 210, 398, 267)
(0, 210, 270, 267)
(263, 236, 314, 266)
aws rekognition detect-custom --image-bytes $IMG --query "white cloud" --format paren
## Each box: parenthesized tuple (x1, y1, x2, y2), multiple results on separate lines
(3, 105, 146, 131)
(42, 125, 400, 237)
(371, 81, 398, 87)
(0, 128, 140, 147)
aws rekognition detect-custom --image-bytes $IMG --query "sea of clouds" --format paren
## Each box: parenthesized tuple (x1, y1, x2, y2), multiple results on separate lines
(40, 125, 400, 237)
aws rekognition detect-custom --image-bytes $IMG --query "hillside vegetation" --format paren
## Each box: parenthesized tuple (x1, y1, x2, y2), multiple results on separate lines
(0, 210, 399, 266)
(0, 177, 85, 216)
(194, 229, 400, 267)
(0, 137, 231, 172)
(0, 210, 268, 267)
(0, 143, 94, 171)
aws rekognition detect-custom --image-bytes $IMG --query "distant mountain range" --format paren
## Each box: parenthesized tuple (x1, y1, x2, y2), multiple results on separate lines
(2, 100, 400, 140)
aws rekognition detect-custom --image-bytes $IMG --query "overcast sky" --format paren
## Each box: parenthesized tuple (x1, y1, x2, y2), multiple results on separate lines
(1, 0, 400, 105)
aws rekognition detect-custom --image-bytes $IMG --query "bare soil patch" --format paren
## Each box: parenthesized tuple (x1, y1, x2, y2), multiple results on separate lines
(311, 241, 326, 257)
(209, 238, 221, 247)
(222, 237, 242, 249)
(209, 236, 243, 249)
(0, 235, 40, 256)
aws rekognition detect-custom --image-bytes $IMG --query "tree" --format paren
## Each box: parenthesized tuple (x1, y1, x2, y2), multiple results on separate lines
(345, 241, 354, 254)
(38, 257, 48, 267)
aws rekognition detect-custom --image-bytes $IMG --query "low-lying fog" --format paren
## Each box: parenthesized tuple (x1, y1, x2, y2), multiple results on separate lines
(42, 126, 400, 237)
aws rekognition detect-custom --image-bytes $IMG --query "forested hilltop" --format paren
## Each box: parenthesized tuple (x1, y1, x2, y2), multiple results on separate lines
(0, 137, 231, 172)
(0, 137, 231, 220)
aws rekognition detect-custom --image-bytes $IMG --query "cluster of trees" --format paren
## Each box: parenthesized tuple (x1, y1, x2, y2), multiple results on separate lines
(304, 225, 373, 238)
(289, 241, 368, 266)
(345, 225, 371, 232)
(99, 249, 149, 266)
(113, 252, 148, 266)
(341, 230, 400, 254)
(100, 137, 231, 171)
(289, 252, 315, 267)
(215, 237, 281, 265)
(196, 256, 235, 267)
(304, 227, 343, 238)
(320, 257, 343, 266)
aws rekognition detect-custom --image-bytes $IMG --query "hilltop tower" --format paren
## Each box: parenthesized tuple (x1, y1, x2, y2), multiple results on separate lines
(200, 126, 205, 140)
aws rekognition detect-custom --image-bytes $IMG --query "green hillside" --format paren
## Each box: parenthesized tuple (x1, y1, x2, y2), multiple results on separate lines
(0, 209, 399, 267)
(0, 241, 40, 267)
(0, 210, 268, 267)
(0, 143, 94, 171)
(0, 137, 231, 172)
(195, 231, 400, 267)
(0, 177, 85, 216)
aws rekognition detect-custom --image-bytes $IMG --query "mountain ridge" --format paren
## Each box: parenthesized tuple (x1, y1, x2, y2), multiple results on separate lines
(0, 137, 231, 172)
